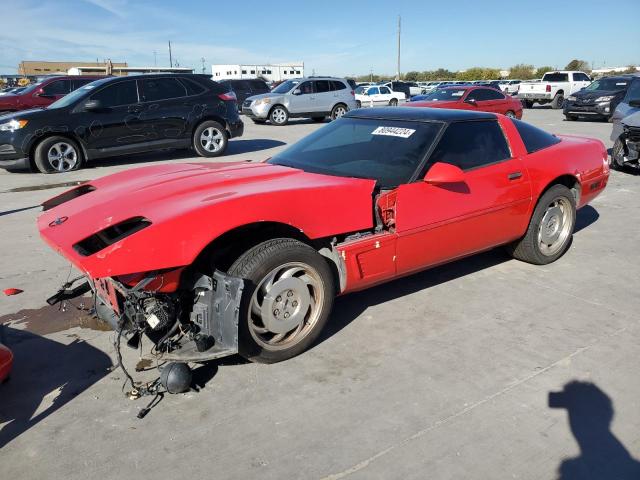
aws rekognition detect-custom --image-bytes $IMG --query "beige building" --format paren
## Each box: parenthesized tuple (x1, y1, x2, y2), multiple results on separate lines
(18, 60, 128, 76)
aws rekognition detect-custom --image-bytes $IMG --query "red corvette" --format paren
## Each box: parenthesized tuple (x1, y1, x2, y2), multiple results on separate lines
(409, 86, 523, 119)
(38, 108, 608, 368)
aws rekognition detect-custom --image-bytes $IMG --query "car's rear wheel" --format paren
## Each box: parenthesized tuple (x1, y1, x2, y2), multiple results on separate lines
(551, 93, 564, 109)
(252, 119, 266, 124)
(228, 238, 335, 364)
(193, 121, 228, 157)
(269, 105, 289, 126)
(388, 98, 398, 106)
(330, 104, 348, 120)
(507, 184, 576, 265)
(355, 100, 362, 108)
(505, 110, 516, 118)
(34, 136, 83, 174)
(522, 100, 534, 109)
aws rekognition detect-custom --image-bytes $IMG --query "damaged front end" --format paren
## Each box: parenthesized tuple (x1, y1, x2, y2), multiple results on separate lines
(48, 268, 244, 363)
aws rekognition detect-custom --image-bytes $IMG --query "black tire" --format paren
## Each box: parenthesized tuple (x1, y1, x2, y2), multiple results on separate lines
(551, 93, 564, 109)
(193, 120, 228, 157)
(33, 136, 83, 174)
(356, 100, 362, 108)
(522, 100, 534, 109)
(505, 110, 516, 118)
(506, 184, 576, 265)
(311, 116, 326, 122)
(565, 114, 577, 121)
(228, 238, 335, 364)
(269, 105, 289, 126)
(330, 103, 348, 120)
(611, 137, 626, 170)
(389, 98, 398, 106)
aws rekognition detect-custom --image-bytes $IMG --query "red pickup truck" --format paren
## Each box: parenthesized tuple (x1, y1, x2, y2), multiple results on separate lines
(0, 76, 101, 114)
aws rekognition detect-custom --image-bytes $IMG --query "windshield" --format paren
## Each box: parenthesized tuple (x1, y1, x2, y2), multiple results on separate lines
(542, 73, 569, 82)
(355, 86, 366, 94)
(421, 88, 467, 101)
(584, 78, 630, 91)
(268, 117, 443, 188)
(47, 81, 103, 109)
(19, 81, 45, 95)
(272, 79, 300, 94)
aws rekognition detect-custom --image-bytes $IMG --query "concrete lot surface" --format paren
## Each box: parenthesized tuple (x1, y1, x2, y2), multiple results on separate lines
(1, 108, 639, 479)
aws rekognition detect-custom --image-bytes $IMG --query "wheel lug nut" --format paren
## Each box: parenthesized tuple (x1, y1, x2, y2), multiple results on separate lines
(292, 301, 298, 307)
(276, 295, 282, 302)
(273, 309, 279, 316)
(284, 312, 290, 319)
(287, 290, 293, 297)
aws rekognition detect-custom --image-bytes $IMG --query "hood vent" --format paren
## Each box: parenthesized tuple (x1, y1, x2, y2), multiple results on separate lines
(73, 217, 151, 256)
(42, 184, 96, 211)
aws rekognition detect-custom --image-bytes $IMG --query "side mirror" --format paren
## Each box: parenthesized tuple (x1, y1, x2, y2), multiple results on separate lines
(292, 88, 301, 95)
(84, 99, 104, 111)
(464, 97, 477, 105)
(629, 99, 640, 108)
(424, 162, 466, 185)
(34, 88, 50, 98)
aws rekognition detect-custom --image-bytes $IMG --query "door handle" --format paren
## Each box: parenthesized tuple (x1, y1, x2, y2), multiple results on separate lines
(508, 171, 523, 180)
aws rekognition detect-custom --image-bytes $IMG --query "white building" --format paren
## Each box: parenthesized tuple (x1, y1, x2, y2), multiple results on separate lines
(211, 62, 304, 82)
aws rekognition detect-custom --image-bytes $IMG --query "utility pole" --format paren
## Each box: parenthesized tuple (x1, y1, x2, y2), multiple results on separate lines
(396, 15, 401, 81)
(168, 41, 173, 68)
(370, 67, 373, 82)
(201, 57, 206, 74)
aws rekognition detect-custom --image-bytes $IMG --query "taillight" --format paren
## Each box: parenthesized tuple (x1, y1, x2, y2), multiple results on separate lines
(350, 90, 355, 96)
(218, 91, 237, 101)
(546, 85, 551, 92)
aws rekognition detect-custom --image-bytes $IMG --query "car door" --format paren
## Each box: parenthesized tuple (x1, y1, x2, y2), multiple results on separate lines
(288, 80, 316, 114)
(378, 86, 394, 105)
(394, 119, 532, 275)
(139, 77, 192, 142)
(464, 88, 503, 113)
(571, 72, 591, 93)
(31, 79, 71, 108)
(363, 87, 381, 106)
(313, 80, 333, 113)
(77, 79, 147, 155)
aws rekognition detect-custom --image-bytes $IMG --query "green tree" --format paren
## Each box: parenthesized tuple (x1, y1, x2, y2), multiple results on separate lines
(404, 71, 420, 81)
(535, 66, 554, 78)
(622, 65, 639, 74)
(565, 59, 590, 72)
(508, 64, 536, 80)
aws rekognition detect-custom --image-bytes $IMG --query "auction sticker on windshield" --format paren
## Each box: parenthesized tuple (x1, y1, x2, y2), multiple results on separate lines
(371, 126, 415, 138)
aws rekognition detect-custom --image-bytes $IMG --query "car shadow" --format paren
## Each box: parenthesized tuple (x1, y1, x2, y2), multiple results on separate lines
(0, 325, 112, 449)
(318, 205, 600, 346)
(549, 381, 640, 479)
(88, 139, 286, 169)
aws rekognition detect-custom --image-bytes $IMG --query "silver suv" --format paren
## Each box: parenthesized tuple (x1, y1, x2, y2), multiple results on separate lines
(242, 77, 357, 125)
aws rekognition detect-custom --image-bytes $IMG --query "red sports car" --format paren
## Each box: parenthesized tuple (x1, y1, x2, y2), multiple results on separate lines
(38, 108, 608, 368)
(0, 325, 13, 382)
(409, 86, 523, 119)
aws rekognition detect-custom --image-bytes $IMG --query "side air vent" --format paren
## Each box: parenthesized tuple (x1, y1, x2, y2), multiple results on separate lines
(73, 217, 152, 256)
(42, 184, 96, 211)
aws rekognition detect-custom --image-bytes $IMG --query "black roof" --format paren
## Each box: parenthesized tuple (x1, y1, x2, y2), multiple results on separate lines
(345, 106, 497, 122)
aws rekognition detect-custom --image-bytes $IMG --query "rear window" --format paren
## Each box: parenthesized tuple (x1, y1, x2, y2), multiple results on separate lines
(542, 73, 569, 82)
(141, 78, 187, 101)
(512, 119, 561, 154)
(180, 77, 206, 96)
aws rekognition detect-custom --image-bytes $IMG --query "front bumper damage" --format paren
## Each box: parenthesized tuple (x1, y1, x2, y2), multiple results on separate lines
(48, 269, 244, 362)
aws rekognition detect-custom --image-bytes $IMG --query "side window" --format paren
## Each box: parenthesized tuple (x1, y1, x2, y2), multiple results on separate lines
(298, 82, 314, 95)
(72, 78, 94, 90)
(330, 80, 346, 91)
(511, 119, 561, 154)
(484, 88, 505, 100)
(42, 80, 71, 95)
(141, 78, 187, 101)
(180, 78, 206, 96)
(574, 73, 590, 82)
(624, 79, 640, 102)
(429, 121, 511, 171)
(250, 80, 269, 92)
(367, 87, 380, 95)
(467, 88, 504, 101)
(379, 87, 391, 94)
(314, 80, 331, 93)
(91, 81, 139, 107)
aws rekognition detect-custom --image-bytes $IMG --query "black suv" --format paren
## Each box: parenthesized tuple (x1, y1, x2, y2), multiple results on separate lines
(0, 74, 243, 173)
(218, 78, 270, 111)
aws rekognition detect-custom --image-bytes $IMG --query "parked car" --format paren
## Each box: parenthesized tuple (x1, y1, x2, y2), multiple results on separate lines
(0, 74, 243, 173)
(0, 325, 12, 383)
(355, 85, 406, 107)
(218, 78, 270, 111)
(563, 75, 635, 121)
(242, 77, 356, 125)
(379, 81, 413, 99)
(518, 71, 591, 109)
(0, 76, 101, 114)
(407, 86, 523, 118)
(610, 75, 640, 169)
(499, 80, 522, 95)
(38, 107, 608, 372)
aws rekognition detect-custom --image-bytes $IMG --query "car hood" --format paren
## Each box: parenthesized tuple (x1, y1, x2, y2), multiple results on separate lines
(38, 161, 376, 278)
(245, 92, 284, 102)
(0, 107, 51, 121)
(572, 89, 623, 100)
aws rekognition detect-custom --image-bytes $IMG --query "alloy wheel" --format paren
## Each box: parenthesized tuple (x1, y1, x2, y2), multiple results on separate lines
(199, 127, 224, 152)
(47, 142, 79, 172)
(537, 196, 573, 256)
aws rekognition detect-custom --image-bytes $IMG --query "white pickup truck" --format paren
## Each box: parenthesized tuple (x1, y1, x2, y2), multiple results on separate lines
(518, 71, 591, 109)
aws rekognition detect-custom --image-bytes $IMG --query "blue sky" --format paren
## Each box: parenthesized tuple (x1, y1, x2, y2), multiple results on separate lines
(1, 0, 638, 76)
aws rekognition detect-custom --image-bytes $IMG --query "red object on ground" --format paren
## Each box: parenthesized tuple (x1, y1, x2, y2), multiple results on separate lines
(408, 86, 524, 119)
(0, 343, 13, 383)
(3, 288, 23, 296)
